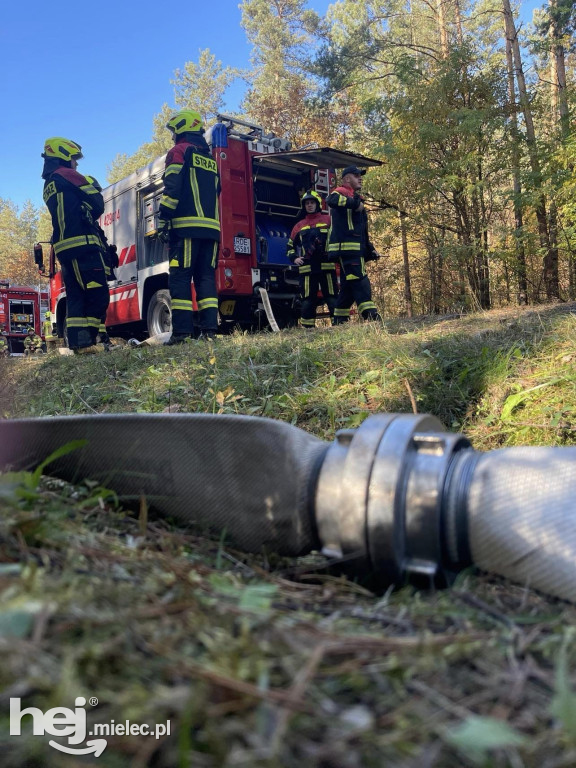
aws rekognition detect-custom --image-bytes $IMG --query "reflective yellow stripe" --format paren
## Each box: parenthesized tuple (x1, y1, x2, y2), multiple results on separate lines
(165, 163, 183, 176)
(86, 281, 103, 288)
(337, 194, 348, 206)
(172, 216, 220, 231)
(358, 301, 377, 313)
(72, 259, 84, 288)
(211, 241, 218, 268)
(328, 242, 361, 252)
(171, 299, 193, 311)
(160, 195, 178, 210)
(86, 316, 101, 327)
(321, 263, 336, 270)
(67, 317, 89, 327)
(299, 265, 311, 274)
(189, 168, 204, 218)
(54, 234, 101, 254)
(198, 297, 218, 310)
(184, 239, 192, 269)
(334, 308, 350, 317)
(57, 192, 65, 239)
(346, 273, 359, 281)
(304, 276, 310, 297)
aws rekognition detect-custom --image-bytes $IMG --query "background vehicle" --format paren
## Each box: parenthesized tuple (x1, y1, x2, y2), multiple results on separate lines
(0, 280, 47, 354)
(39, 115, 380, 339)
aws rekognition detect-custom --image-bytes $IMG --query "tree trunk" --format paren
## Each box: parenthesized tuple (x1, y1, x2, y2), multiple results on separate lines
(475, 155, 491, 309)
(549, 1, 570, 140)
(505, 28, 528, 304)
(436, 0, 449, 58)
(502, 0, 557, 300)
(399, 213, 413, 317)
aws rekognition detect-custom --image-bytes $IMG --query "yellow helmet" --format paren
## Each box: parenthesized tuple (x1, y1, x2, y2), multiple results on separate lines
(42, 137, 83, 161)
(301, 190, 322, 210)
(166, 110, 203, 135)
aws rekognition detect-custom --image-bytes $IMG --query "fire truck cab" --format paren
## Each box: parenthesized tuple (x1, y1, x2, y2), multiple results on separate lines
(45, 115, 381, 339)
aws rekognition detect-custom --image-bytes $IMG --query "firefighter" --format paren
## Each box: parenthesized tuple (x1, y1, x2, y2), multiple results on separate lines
(42, 311, 57, 352)
(41, 138, 110, 354)
(0, 325, 8, 357)
(157, 110, 221, 344)
(287, 191, 336, 328)
(327, 166, 382, 324)
(23, 327, 43, 355)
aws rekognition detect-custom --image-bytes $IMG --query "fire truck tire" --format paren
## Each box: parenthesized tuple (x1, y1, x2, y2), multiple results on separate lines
(147, 290, 172, 336)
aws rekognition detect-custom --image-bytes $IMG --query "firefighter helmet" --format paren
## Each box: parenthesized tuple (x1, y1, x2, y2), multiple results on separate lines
(301, 190, 322, 211)
(42, 138, 83, 161)
(166, 110, 203, 135)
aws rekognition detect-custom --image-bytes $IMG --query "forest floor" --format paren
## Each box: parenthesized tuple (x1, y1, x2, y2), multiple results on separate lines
(1, 301, 576, 767)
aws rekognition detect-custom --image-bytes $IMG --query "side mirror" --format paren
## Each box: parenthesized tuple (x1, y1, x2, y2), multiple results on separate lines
(33, 243, 45, 273)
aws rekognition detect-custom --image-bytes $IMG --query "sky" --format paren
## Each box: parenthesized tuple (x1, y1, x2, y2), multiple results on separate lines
(1, 0, 542, 212)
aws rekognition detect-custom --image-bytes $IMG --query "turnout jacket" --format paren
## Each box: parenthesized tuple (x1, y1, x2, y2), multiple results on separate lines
(287, 212, 334, 274)
(159, 135, 221, 241)
(327, 184, 377, 260)
(43, 169, 105, 261)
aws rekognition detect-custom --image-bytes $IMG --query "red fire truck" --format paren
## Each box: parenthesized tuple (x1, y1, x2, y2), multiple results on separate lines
(0, 280, 48, 354)
(39, 115, 381, 339)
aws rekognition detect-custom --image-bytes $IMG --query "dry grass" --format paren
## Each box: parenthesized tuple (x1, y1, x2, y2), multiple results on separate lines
(1, 302, 576, 766)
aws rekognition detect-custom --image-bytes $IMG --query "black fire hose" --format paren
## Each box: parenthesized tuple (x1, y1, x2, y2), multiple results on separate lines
(1, 413, 575, 603)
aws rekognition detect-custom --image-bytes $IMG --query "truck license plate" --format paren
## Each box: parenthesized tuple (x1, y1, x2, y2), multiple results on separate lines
(234, 237, 251, 254)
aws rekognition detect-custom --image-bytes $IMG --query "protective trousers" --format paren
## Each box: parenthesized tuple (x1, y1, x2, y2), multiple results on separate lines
(300, 271, 337, 328)
(333, 257, 380, 324)
(60, 251, 110, 349)
(168, 238, 218, 336)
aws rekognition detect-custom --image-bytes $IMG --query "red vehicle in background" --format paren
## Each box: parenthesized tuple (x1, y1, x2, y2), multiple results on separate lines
(0, 280, 47, 355)
(36, 115, 381, 340)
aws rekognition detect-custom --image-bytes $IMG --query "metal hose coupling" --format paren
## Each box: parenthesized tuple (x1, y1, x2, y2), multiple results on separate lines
(2, 413, 576, 601)
(315, 413, 477, 589)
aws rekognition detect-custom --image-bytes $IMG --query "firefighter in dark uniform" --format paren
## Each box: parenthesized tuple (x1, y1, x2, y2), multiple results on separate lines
(287, 191, 336, 328)
(41, 138, 110, 353)
(158, 110, 221, 343)
(327, 166, 381, 324)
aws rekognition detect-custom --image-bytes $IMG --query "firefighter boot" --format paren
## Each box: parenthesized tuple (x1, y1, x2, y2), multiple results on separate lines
(73, 345, 106, 355)
(98, 332, 111, 350)
(164, 334, 193, 346)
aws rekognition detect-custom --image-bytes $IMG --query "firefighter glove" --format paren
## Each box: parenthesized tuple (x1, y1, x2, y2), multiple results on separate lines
(157, 220, 171, 244)
(365, 248, 380, 262)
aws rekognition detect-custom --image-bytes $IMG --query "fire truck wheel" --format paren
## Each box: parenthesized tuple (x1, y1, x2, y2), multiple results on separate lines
(147, 289, 173, 336)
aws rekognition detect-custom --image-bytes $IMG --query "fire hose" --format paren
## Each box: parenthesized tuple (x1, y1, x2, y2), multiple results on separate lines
(0, 412, 575, 603)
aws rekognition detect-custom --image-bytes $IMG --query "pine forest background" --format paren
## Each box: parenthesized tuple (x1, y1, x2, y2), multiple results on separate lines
(1, 0, 575, 318)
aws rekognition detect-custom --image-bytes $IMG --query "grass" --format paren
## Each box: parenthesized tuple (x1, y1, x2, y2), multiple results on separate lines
(1, 302, 576, 766)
